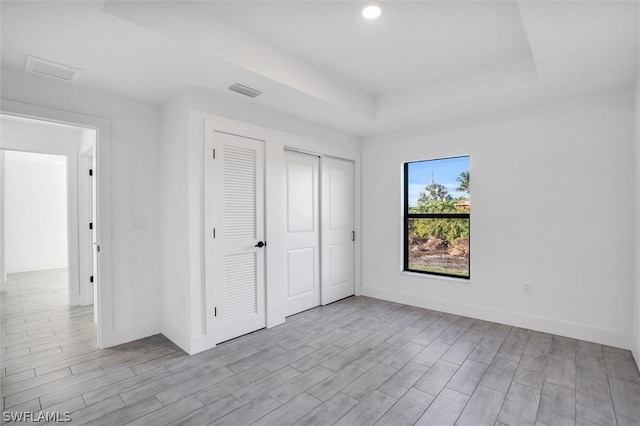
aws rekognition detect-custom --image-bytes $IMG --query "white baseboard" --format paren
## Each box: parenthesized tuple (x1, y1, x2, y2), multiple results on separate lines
(163, 320, 289, 356)
(100, 321, 160, 349)
(6, 263, 68, 274)
(160, 320, 193, 354)
(189, 334, 212, 355)
(159, 325, 216, 355)
(361, 286, 631, 350)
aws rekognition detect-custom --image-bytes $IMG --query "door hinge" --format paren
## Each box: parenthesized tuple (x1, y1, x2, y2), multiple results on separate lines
(213, 228, 216, 238)
(352, 230, 355, 242)
(89, 169, 93, 176)
(214, 307, 217, 317)
(89, 222, 93, 230)
(213, 149, 216, 159)
(90, 275, 94, 283)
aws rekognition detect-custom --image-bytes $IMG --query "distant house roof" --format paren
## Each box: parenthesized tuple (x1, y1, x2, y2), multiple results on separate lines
(455, 199, 470, 209)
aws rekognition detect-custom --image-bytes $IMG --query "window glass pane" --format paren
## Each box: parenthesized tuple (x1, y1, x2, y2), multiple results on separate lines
(405, 155, 470, 278)
(407, 156, 470, 214)
(408, 218, 470, 277)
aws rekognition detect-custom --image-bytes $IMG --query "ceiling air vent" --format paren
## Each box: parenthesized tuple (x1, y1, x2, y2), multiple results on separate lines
(24, 56, 82, 84)
(228, 83, 262, 98)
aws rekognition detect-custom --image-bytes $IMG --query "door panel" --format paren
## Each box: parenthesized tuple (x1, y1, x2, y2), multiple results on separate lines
(329, 167, 351, 230)
(321, 157, 354, 305)
(287, 248, 315, 297)
(208, 131, 266, 343)
(284, 151, 320, 316)
(329, 242, 354, 287)
(287, 162, 315, 232)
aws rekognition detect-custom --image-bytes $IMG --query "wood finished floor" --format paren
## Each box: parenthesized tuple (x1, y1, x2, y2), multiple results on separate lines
(2, 270, 640, 425)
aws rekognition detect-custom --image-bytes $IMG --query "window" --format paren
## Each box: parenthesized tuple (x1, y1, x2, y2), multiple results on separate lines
(404, 156, 470, 278)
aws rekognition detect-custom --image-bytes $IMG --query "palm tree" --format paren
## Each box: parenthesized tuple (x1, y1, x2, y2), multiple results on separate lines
(456, 171, 470, 194)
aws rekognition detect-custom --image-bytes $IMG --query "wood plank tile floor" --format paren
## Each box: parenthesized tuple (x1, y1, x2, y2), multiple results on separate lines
(2, 269, 640, 425)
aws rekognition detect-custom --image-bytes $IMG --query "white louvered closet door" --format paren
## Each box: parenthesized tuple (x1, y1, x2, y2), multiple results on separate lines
(209, 131, 265, 343)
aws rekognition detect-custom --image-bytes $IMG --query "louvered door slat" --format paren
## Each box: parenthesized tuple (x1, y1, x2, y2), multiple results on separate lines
(224, 145, 257, 241)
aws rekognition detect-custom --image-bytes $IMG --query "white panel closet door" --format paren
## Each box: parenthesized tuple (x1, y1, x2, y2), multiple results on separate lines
(321, 157, 355, 305)
(207, 131, 266, 343)
(284, 151, 320, 316)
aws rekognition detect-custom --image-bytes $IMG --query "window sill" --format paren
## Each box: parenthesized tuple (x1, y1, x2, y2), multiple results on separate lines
(400, 270, 471, 284)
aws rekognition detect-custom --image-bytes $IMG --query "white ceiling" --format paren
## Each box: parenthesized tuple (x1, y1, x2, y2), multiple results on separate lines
(1, 1, 638, 137)
(201, 1, 532, 94)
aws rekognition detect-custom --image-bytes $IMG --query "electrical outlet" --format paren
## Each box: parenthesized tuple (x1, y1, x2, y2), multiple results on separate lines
(523, 283, 532, 294)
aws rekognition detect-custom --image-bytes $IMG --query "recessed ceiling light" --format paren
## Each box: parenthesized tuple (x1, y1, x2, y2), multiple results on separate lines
(362, 2, 383, 20)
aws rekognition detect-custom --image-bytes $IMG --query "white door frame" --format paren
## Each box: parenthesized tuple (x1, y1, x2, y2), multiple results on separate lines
(79, 146, 96, 307)
(0, 150, 5, 285)
(0, 99, 112, 349)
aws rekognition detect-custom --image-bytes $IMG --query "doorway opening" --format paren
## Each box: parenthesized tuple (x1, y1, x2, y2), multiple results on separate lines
(1, 114, 99, 354)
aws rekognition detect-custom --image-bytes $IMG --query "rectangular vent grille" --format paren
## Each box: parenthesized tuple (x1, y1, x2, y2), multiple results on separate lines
(228, 83, 262, 98)
(25, 56, 82, 83)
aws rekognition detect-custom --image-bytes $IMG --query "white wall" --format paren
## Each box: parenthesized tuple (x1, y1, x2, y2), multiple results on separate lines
(0, 150, 5, 283)
(161, 88, 361, 354)
(634, 79, 640, 364)
(362, 88, 636, 349)
(4, 151, 68, 273)
(159, 93, 191, 350)
(1, 67, 162, 347)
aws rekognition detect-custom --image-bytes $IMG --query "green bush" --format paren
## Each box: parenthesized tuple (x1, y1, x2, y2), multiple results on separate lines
(410, 181, 469, 244)
(410, 217, 469, 242)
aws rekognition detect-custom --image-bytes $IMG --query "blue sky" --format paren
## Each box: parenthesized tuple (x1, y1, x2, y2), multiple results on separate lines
(407, 156, 469, 207)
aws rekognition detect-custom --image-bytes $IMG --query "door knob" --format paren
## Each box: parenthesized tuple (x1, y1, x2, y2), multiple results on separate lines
(254, 241, 266, 248)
